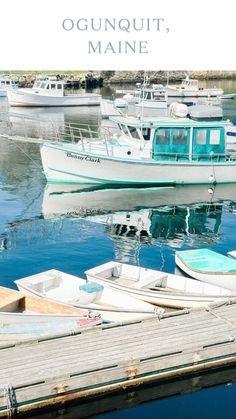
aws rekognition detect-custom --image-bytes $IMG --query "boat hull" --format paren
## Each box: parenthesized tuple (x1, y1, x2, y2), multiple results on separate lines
(85, 261, 235, 309)
(175, 250, 236, 291)
(40, 142, 236, 185)
(166, 87, 223, 97)
(136, 101, 167, 109)
(7, 89, 101, 107)
(0, 285, 101, 344)
(85, 276, 232, 309)
(15, 269, 158, 323)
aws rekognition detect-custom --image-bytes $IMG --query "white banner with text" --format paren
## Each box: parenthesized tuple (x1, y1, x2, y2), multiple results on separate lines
(1, 0, 235, 70)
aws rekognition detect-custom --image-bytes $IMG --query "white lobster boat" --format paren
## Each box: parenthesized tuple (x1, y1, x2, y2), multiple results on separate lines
(165, 76, 223, 98)
(40, 103, 236, 186)
(7, 78, 101, 107)
(0, 76, 17, 97)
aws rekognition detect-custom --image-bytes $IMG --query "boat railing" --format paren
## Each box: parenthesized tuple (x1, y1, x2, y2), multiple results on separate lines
(0, 112, 103, 144)
(0, 112, 122, 153)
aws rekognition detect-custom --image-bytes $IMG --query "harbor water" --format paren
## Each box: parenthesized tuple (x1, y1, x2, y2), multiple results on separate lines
(1, 79, 236, 418)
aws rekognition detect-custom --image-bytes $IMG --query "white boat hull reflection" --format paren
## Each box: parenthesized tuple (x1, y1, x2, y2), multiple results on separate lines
(42, 183, 236, 218)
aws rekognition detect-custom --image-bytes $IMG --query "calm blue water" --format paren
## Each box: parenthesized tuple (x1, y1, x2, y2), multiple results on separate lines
(1, 79, 236, 418)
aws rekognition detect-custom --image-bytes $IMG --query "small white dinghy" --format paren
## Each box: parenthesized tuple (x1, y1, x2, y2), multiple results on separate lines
(84, 261, 236, 309)
(0, 285, 101, 345)
(175, 249, 236, 291)
(14, 269, 160, 322)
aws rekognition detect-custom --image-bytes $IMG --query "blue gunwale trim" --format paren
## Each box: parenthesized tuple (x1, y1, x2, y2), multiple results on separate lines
(44, 168, 236, 186)
(43, 171, 236, 186)
(47, 167, 176, 185)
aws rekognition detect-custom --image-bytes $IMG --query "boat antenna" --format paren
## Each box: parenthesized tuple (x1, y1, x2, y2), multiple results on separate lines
(166, 71, 169, 87)
(139, 71, 149, 121)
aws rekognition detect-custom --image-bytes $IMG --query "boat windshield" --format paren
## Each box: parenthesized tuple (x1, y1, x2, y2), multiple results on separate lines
(182, 79, 198, 89)
(34, 82, 64, 90)
(119, 124, 151, 141)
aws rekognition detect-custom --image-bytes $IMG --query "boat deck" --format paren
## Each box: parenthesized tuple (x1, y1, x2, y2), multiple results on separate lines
(100, 99, 122, 118)
(1, 299, 236, 417)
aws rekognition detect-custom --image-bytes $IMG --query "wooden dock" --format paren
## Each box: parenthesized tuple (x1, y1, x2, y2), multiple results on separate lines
(1, 299, 236, 417)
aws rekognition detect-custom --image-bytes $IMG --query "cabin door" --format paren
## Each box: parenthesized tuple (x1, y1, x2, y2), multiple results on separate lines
(192, 128, 225, 160)
(153, 128, 190, 160)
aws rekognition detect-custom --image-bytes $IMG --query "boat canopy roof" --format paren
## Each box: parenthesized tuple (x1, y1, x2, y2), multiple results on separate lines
(109, 115, 231, 129)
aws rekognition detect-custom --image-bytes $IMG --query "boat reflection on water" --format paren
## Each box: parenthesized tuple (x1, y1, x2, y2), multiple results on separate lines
(19, 365, 236, 419)
(42, 183, 236, 262)
(6, 105, 101, 142)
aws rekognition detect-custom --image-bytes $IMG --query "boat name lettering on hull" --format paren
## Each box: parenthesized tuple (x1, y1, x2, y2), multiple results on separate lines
(66, 152, 101, 163)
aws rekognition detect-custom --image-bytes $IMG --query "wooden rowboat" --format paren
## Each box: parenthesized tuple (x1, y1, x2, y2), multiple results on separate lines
(0, 285, 102, 345)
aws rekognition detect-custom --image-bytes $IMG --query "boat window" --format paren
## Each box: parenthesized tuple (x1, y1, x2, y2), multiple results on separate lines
(51, 84, 56, 89)
(46, 84, 50, 89)
(35, 82, 40, 88)
(6, 81, 10, 85)
(155, 129, 170, 145)
(209, 129, 221, 145)
(141, 128, 151, 141)
(57, 84, 62, 89)
(195, 129, 207, 145)
(120, 124, 130, 136)
(128, 126, 140, 139)
(40, 83, 46, 89)
(172, 129, 188, 145)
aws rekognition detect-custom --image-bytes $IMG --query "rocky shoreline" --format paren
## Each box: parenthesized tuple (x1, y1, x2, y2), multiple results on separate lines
(1, 70, 236, 88)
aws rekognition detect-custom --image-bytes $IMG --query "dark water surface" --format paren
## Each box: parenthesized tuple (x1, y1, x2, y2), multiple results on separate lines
(1, 79, 236, 418)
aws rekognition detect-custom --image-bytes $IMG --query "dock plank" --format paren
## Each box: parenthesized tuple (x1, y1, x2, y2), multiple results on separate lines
(1, 302, 236, 417)
(0, 313, 234, 376)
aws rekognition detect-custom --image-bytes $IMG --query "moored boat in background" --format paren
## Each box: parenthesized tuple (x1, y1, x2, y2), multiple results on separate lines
(165, 76, 224, 97)
(0, 76, 18, 97)
(7, 77, 101, 107)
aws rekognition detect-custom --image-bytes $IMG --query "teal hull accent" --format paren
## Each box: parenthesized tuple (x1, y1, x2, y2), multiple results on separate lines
(176, 249, 236, 274)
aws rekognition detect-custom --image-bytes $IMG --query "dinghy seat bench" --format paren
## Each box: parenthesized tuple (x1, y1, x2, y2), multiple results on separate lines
(112, 265, 168, 289)
(134, 273, 168, 289)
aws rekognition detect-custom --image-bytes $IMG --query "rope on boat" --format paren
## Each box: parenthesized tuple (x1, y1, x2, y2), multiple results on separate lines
(206, 302, 236, 329)
(0, 134, 43, 172)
